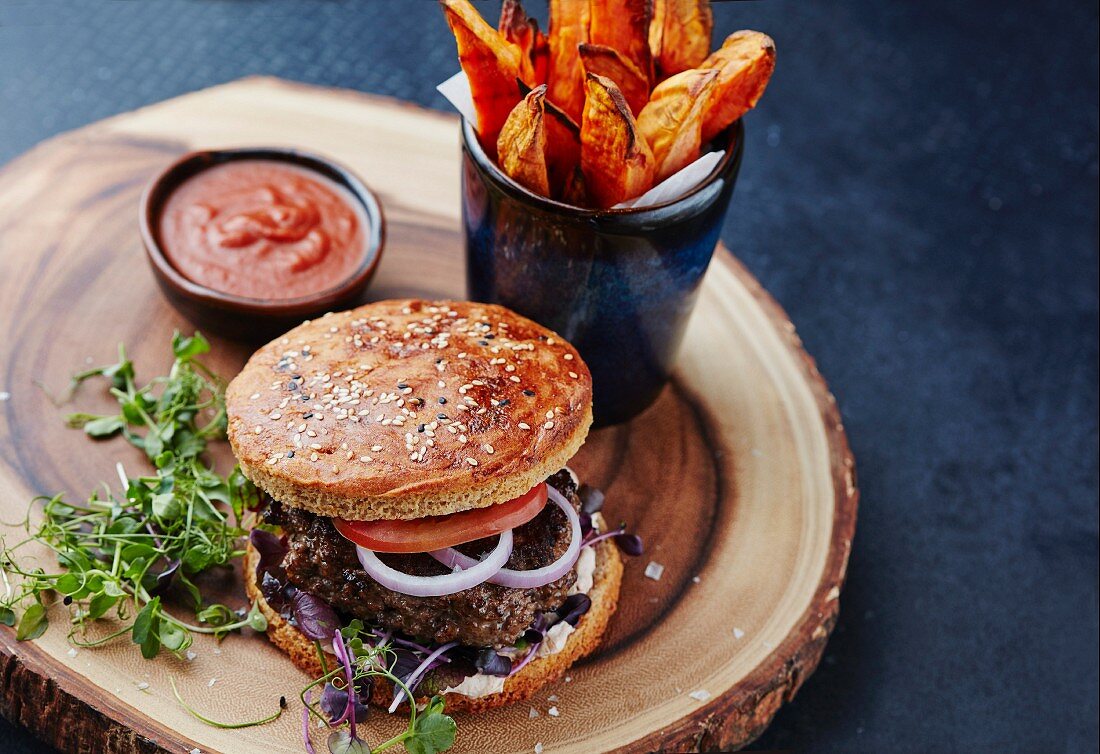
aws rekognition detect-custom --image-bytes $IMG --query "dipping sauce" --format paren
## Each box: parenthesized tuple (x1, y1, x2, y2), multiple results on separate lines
(158, 160, 368, 300)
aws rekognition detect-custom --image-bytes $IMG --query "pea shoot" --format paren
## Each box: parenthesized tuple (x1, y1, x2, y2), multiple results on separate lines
(0, 332, 265, 658)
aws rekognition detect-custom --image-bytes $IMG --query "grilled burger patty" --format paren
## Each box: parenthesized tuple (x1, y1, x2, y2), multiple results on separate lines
(265, 470, 580, 647)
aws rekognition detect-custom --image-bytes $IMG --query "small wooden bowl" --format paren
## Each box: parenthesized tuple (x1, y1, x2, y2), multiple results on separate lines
(139, 147, 385, 341)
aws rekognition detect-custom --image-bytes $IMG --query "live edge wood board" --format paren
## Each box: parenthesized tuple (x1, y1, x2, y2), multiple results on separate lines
(0, 77, 857, 754)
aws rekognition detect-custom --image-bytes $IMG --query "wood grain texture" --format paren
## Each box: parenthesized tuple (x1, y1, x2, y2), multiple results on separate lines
(0, 77, 857, 753)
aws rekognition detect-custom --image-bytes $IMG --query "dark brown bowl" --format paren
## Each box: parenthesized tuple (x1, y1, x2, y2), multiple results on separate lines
(139, 147, 385, 342)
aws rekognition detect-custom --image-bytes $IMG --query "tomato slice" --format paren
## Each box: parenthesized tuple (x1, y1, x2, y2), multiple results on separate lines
(334, 483, 548, 553)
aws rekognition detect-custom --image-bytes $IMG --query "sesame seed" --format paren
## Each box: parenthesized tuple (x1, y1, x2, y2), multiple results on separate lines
(484, 444, 495, 454)
(466, 458, 478, 466)
(519, 422, 531, 430)
(371, 445, 383, 452)
(544, 421, 555, 429)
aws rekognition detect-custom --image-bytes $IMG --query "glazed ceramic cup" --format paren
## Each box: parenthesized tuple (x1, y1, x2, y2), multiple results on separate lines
(461, 119, 745, 426)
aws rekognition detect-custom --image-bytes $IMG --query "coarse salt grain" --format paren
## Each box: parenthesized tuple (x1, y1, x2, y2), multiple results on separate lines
(67, 648, 78, 658)
(644, 561, 665, 581)
(535, 745, 544, 754)
(136, 682, 149, 691)
(548, 706, 559, 717)
(529, 708, 539, 719)
(689, 689, 712, 702)
(0, 391, 10, 401)
(734, 627, 745, 639)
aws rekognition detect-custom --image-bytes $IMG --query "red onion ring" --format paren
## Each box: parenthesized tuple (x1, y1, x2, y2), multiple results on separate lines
(355, 529, 512, 597)
(430, 486, 582, 589)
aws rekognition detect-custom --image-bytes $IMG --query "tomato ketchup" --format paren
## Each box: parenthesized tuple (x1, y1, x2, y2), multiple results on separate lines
(158, 160, 368, 300)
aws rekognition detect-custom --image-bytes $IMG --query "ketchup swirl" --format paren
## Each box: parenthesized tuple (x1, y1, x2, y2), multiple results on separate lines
(159, 161, 367, 299)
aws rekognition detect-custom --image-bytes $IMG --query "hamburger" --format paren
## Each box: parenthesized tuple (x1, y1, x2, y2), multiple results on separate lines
(226, 299, 633, 712)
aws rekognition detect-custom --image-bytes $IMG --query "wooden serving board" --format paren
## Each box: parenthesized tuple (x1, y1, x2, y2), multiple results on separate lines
(0, 78, 857, 753)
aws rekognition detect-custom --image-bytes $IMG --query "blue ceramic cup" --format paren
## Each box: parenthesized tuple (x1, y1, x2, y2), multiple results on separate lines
(461, 119, 744, 426)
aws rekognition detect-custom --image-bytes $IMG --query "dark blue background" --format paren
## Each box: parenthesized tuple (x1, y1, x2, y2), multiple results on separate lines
(1, 1, 1096, 752)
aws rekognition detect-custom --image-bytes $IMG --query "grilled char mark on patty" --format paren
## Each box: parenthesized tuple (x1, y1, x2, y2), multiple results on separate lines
(266, 470, 580, 648)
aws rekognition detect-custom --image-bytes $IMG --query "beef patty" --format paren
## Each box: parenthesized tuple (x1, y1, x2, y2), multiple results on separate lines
(266, 470, 580, 647)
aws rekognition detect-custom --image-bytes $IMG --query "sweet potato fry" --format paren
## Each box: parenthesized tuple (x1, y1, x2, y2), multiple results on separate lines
(520, 79, 581, 198)
(497, 85, 551, 197)
(588, 0, 652, 87)
(638, 68, 719, 181)
(578, 43, 650, 116)
(649, 0, 713, 79)
(441, 0, 523, 150)
(498, 0, 540, 86)
(531, 25, 550, 85)
(580, 73, 655, 208)
(547, 0, 590, 122)
(561, 165, 588, 207)
(699, 30, 776, 143)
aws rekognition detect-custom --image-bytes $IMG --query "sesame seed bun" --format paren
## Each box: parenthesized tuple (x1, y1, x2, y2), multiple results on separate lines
(243, 536, 623, 713)
(226, 300, 593, 521)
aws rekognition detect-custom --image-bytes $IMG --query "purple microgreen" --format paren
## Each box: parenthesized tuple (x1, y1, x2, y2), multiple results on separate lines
(319, 682, 346, 721)
(249, 528, 287, 576)
(302, 690, 317, 754)
(327, 729, 370, 754)
(326, 731, 367, 754)
(615, 532, 644, 556)
(330, 630, 359, 741)
(260, 570, 288, 611)
(148, 557, 180, 597)
(291, 591, 340, 642)
(579, 511, 593, 537)
(559, 593, 592, 627)
(320, 678, 371, 725)
(388, 641, 458, 714)
(582, 524, 644, 556)
(474, 648, 512, 677)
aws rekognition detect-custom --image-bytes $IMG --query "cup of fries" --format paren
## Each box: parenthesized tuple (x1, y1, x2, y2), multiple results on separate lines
(440, 0, 775, 424)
